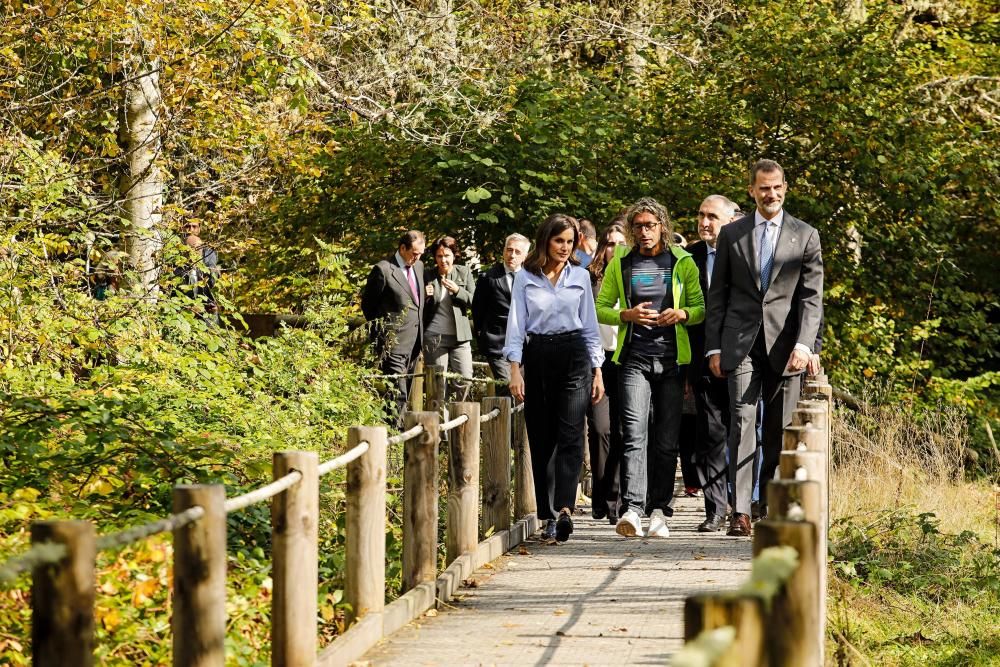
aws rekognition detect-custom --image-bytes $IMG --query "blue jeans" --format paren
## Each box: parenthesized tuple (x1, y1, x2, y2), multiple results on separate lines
(619, 351, 683, 517)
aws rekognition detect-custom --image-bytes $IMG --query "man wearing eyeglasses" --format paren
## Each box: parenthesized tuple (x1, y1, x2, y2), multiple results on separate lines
(596, 197, 705, 539)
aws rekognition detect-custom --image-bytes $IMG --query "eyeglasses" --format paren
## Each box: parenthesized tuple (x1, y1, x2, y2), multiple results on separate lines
(631, 222, 660, 233)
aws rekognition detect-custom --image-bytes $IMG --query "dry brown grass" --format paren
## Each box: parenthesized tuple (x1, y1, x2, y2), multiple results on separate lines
(830, 390, 998, 540)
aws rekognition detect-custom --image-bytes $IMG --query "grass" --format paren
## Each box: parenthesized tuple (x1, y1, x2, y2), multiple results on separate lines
(827, 389, 1000, 666)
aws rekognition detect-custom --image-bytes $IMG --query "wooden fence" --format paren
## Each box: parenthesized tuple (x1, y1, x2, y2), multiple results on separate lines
(19, 364, 533, 667)
(676, 375, 834, 667)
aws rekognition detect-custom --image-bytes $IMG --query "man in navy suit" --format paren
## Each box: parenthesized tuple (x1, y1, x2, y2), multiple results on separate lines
(361, 230, 427, 424)
(705, 160, 823, 537)
(471, 233, 531, 395)
(686, 195, 741, 532)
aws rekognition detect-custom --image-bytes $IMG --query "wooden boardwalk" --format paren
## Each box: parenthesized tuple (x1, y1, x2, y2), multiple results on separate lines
(362, 490, 752, 666)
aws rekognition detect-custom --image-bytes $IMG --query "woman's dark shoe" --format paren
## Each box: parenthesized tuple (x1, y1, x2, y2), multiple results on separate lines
(556, 510, 574, 542)
(542, 519, 558, 541)
(697, 515, 725, 533)
(592, 506, 608, 521)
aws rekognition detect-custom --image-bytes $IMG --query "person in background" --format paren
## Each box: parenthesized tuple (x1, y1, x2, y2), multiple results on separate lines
(596, 198, 705, 539)
(471, 233, 531, 395)
(574, 218, 598, 268)
(174, 220, 220, 322)
(687, 195, 741, 532)
(505, 214, 605, 543)
(423, 236, 476, 401)
(586, 219, 628, 525)
(361, 230, 427, 426)
(672, 228, 701, 497)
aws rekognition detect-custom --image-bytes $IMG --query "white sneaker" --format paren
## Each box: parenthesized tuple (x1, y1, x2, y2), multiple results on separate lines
(647, 509, 670, 538)
(616, 509, 643, 538)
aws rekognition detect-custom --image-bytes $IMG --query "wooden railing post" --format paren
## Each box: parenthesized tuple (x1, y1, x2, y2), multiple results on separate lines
(345, 426, 387, 626)
(408, 355, 425, 412)
(782, 424, 826, 455)
(31, 520, 95, 667)
(480, 397, 512, 537)
(447, 402, 481, 563)
(424, 363, 446, 416)
(173, 484, 227, 667)
(271, 451, 319, 667)
(402, 412, 440, 594)
(753, 520, 820, 666)
(512, 405, 536, 519)
(683, 595, 765, 666)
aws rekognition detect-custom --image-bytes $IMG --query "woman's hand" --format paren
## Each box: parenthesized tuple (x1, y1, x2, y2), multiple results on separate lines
(440, 277, 459, 295)
(509, 362, 525, 403)
(425, 283, 435, 297)
(591, 369, 605, 404)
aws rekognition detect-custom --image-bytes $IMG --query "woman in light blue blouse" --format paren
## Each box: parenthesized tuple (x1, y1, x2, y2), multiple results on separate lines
(504, 214, 605, 542)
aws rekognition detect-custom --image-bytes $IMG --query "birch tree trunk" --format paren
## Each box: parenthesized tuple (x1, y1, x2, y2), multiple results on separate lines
(119, 53, 164, 298)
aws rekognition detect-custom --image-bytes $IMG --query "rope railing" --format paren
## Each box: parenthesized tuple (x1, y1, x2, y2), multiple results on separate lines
(439, 413, 469, 432)
(387, 423, 425, 445)
(0, 542, 68, 584)
(479, 407, 501, 423)
(7, 387, 534, 665)
(95, 506, 206, 551)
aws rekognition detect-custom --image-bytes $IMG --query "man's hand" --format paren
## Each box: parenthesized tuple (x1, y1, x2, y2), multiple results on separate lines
(621, 301, 659, 326)
(708, 353, 725, 379)
(807, 353, 821, 377)
(786, 348, 811, 374)
(591, 369, 605, 404)
(425, 283, 435, 297)
(656, 308, 688, 326)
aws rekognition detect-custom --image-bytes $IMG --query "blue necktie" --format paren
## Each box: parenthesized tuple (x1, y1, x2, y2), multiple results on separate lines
(706, 249, 715, 288)
(759, 223, 773, 293)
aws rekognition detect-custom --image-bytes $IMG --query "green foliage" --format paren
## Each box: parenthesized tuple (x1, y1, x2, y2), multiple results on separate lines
(832, 509, 1000, 603)
(830, 509, 1000, 665)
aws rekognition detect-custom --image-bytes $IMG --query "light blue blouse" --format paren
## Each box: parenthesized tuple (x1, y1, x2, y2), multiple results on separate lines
(502, 264, 604, 368)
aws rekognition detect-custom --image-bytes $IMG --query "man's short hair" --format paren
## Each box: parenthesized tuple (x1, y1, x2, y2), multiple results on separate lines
(702, 194, 741, 218)
(398, 230, 426, 249)
(578, 218, 597, 240)
(750, 159, 785, 185)
(504, 233, 530, 249)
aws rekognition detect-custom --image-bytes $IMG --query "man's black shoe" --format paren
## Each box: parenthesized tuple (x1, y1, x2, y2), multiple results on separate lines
(556, 510, 574, 542)
(592, 506, 608, 521)
(697, 515, 725, 533)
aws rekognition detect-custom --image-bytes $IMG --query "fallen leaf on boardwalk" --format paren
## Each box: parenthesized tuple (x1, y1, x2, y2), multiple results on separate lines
(518, 545, 531, 555)
(483, 562, 495, 569)
(693, 554, 705, 560)
(502, 622, 521, 629)
(613, 627, 628, 632)
(556, 630, 567, 636)
(425, 609, 438, 617)
(609, 565, 622, 571)
(553, 609, 566, 616)
(624, 552, 637, 556)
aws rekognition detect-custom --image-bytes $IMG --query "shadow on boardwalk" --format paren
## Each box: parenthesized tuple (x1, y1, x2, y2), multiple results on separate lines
(362, 492, 752, 666)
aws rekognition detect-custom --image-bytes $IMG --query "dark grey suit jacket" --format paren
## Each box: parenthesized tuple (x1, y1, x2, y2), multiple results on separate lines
(704, 212, 823, 374)
(423, 264, 475, 342)
(470, 264, 512, 358)
(361, 256, 425, 357)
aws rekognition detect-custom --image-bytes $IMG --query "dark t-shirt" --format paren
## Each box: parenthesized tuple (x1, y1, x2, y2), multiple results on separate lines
(630, 251, 676, 359)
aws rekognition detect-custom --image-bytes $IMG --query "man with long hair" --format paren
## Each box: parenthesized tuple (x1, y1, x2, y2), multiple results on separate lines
(596, 198, 705, 538)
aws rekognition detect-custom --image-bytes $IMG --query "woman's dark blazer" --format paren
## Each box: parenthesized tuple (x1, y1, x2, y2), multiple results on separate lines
(423, 264, 476, 342)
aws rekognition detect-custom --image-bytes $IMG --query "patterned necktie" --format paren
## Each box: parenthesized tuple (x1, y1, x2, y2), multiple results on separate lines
(759, 222, 774, 293)
(406, 265, 419, 301)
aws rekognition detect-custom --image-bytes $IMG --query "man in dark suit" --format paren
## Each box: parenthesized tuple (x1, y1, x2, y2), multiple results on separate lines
(471, 233, 531, 395)
(361, 230, 427, 424)
(705, 160, 824, 537)
(686, 195, 741, 532)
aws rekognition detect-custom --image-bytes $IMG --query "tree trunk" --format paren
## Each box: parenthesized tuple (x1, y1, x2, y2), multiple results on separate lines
(119, 50, 164, 298)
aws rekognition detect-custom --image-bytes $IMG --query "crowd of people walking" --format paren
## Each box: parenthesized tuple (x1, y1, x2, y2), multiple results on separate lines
(362, 159, 823, 542)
